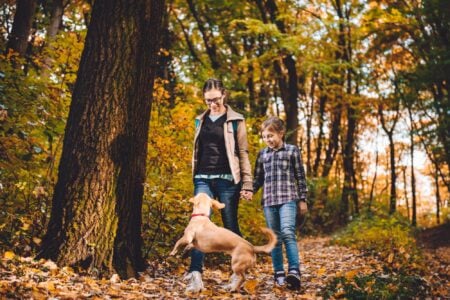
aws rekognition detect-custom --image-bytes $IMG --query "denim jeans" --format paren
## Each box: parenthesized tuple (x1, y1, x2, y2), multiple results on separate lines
(263, 201, 300, 272)
(189, 178, 241, 273)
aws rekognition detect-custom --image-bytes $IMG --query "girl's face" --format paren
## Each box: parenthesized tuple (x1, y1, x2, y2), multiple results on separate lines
(261, 128, 284, 150)
(204, 89, 225, 114)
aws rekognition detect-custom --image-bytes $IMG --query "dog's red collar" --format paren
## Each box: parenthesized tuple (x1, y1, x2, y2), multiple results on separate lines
(190, 213, 208, 218)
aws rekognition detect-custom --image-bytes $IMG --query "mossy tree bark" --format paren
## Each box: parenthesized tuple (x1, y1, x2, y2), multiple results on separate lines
(37, 0, 165, 279)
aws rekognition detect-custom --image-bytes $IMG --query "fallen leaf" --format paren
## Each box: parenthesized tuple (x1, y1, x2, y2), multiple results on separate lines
(38, 281, 56, 291)
(317, 267, 326, 276)
(345, 270, 357, 280)
(387, 252, 394, 264)
(3, 251, 15, 260)
(243, 279, 258, 294)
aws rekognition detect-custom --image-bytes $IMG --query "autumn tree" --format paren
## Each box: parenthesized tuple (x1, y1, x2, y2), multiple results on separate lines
(37, 0, 166, 278)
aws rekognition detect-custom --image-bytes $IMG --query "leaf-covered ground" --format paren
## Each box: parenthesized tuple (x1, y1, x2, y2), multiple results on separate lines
(1, 237, 448, 299)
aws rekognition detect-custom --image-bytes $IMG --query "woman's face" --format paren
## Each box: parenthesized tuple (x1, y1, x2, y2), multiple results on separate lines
(204, 89, 225, 114)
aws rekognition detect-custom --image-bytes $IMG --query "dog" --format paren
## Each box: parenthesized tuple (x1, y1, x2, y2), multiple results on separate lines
(170, 192, 277, 292)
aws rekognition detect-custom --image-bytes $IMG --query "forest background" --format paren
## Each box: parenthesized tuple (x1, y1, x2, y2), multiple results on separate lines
(0, 0, 449, 298)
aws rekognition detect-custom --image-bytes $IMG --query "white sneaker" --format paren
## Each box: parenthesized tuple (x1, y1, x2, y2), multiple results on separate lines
(185, 271, 204, 293)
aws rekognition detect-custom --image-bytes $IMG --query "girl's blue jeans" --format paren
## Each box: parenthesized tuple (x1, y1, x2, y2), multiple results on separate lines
(263, 201, 300, 272)
(188, 178, 241, 273)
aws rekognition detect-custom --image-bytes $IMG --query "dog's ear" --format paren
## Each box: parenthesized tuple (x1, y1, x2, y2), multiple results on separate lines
(188, 197, 197, 204)
(212, 200, 225, 210)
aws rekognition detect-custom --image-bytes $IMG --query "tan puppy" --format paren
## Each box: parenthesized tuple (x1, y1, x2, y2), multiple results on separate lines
(170, 193, 277, 292)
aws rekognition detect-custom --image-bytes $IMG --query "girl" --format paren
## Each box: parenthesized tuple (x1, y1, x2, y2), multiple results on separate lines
(253, 116, 308, 290)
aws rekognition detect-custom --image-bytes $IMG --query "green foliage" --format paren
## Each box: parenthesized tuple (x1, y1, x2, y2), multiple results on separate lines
(322, 273, 430, 299)
(332, 212, 423, 273)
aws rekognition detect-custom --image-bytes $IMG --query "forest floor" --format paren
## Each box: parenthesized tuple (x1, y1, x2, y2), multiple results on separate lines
(1, 234, 449, 299)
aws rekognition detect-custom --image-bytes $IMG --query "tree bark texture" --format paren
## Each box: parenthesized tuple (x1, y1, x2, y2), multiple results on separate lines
(342, 104, 358, 219)
(46, 0, 64, 39)
(38, 0, 165, 279)
(6, 0, 37, 55)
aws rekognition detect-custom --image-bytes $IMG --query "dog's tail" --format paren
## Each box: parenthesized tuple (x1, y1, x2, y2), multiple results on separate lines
(253, 227, 277, 254)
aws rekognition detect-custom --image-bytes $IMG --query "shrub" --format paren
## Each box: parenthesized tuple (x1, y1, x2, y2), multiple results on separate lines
(322, 273, 430, 299)
(331, 212, 423, 273)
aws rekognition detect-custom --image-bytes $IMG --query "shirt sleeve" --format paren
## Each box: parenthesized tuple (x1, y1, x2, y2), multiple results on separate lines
(293, 146, 307, 201)
(253, 150, 265, 193)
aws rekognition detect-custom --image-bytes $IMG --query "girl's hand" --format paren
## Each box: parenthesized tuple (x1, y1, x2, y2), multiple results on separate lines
(298, 201, 308, 215)
(240, 190, 253, 201)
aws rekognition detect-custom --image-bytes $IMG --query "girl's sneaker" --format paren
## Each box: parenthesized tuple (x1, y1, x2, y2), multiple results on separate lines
(286, 269, 301, 290)
(274, 271, 286, 287)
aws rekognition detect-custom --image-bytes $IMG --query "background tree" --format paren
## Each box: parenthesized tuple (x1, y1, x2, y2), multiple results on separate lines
(5, 0, 37, 56)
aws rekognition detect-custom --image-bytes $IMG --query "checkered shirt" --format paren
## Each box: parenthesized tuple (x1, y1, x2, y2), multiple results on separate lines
(253, 144, 307, 207)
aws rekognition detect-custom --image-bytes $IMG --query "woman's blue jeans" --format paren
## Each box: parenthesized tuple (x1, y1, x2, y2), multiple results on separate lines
(189, 178, 241, 273)
(263, 201, 300, 272)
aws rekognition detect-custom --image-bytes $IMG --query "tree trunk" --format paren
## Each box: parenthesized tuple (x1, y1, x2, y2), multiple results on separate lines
(408, 106, 417, 226)
(37, 0, 165, 279)
(280, 55, 300, 145)
(378, 103, 400, 214)
(387, 133, 397, 214)
(322, 0, 346, 178)
(342, 103, 358, 218)
(306, 71, 317, 174)
(368, 137, 379, 213)
(312, 91, 326, 177)
(402, 167, 410, 221)
(434, 167, 441, 225)
(264, 0, 300, 144)
(341, 3, 359, 218)
(322, 105, 342, 178)
(6, 0, 37, 55)
(46, 0, 64, 39)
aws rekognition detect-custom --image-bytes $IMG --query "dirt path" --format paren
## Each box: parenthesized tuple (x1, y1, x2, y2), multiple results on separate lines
(1, 236, 447, 299)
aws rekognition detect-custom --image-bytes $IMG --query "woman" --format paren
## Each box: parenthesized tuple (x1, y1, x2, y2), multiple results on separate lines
(185, 78, 253, 293)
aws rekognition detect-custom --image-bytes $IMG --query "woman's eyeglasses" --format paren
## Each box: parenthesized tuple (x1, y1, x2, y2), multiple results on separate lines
(205, 97, 222, 105)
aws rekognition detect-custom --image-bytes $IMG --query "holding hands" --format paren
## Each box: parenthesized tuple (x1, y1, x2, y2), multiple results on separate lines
(240, 190, 253, 201)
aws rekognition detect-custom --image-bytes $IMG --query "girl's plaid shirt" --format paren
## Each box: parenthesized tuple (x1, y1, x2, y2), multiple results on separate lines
(253, 143, 307, 207)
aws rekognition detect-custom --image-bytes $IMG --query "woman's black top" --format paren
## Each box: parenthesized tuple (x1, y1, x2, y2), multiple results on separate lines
(196, 114, 231, 175)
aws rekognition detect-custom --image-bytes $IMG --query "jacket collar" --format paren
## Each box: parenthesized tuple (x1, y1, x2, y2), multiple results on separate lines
(195, 105, 244, 122)
(267, 143, 287, 152)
